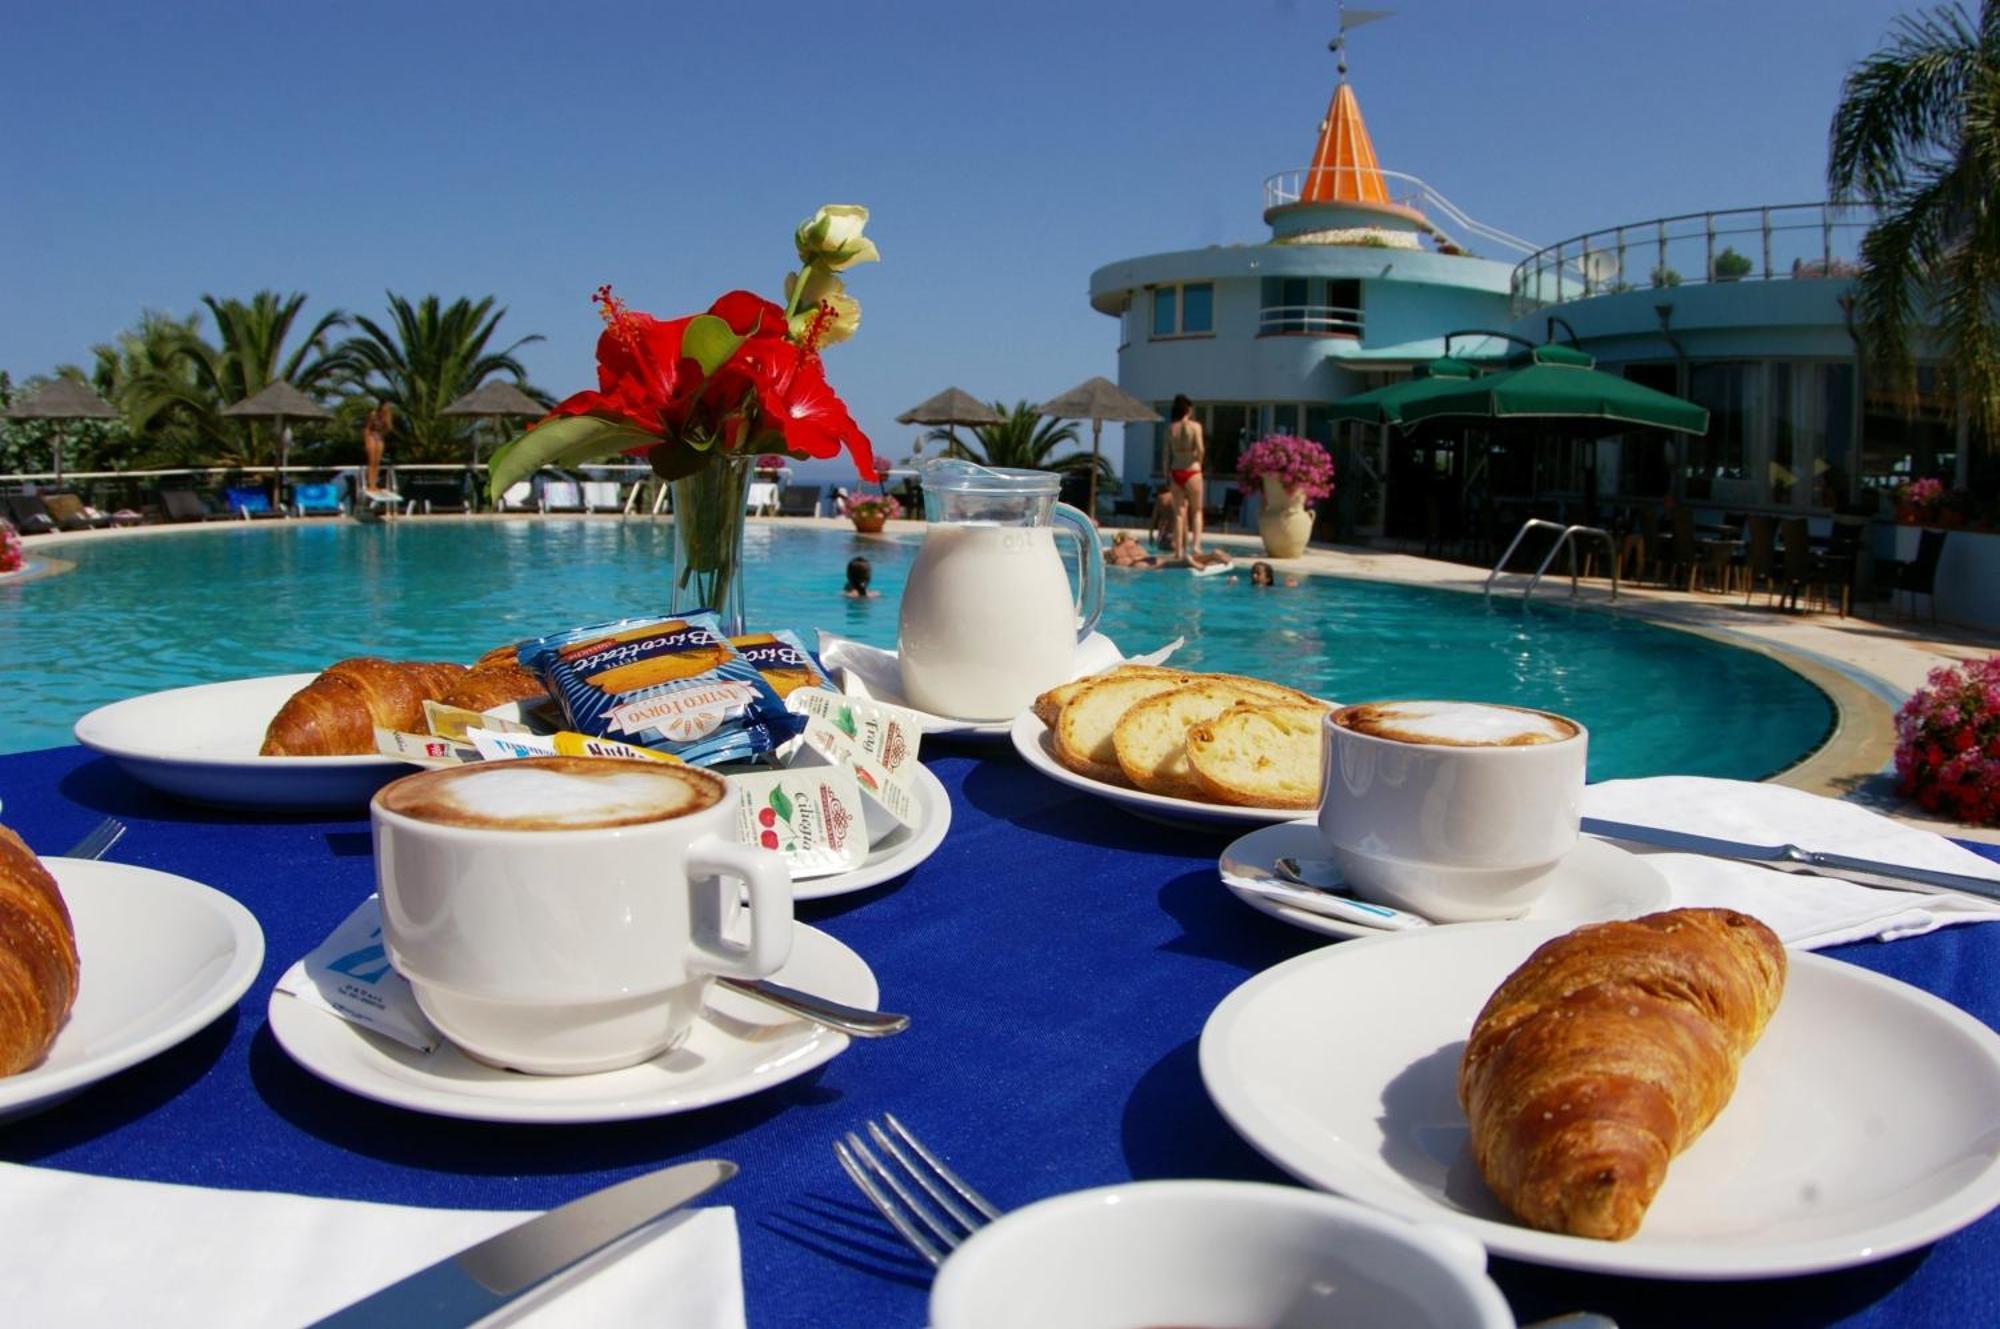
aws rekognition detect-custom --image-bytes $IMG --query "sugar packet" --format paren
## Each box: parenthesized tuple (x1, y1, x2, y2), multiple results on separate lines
(275, 896, 439, 1052)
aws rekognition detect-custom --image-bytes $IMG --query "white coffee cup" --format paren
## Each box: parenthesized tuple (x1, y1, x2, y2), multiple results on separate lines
(370, 756, 792, 1075)
(1319, 701, 1587, 922)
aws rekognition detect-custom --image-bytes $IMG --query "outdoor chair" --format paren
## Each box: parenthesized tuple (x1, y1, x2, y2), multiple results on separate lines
(158, 489, 217, 523)
(290, 482, 345, 518)
(777, 484, 821, 518)
(581, 480, 623, 513)
(4, 495, 58, 535)
(539, 479, 585, 513)
(41, 493, 112, 530)
(1818, 518, 1864, 619)
(222, 486, 284, 520)
(1773, 517, 1828, 613)
(1666, 506, 1700, 590)
(1739, 516, 1778, 604)
(401, 474, 470, 515)
(495, 481, 540, 513)
(1885, 528, 1947, 622)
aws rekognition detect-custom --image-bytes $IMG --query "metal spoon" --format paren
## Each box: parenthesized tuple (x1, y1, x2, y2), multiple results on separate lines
(716, 976, 910, 1038)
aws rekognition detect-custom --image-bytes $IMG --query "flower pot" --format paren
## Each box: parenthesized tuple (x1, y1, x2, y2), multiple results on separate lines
(1257, 476, 1314, 559)
(850, 513, 888, 534)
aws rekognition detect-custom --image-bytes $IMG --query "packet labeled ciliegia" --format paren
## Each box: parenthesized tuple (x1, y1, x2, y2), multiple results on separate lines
(278, 895, 439, 1052)
(522, 613, 798, 765)
(727, 763, 868, 878)
(786, 688, 924, 828)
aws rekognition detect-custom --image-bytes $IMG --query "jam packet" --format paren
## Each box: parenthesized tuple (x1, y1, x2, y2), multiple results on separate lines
(728, 763, 868, 879)
(522, 613, 796, 765)
(730, 630, 833, 700)
(787, 688, 924, 829)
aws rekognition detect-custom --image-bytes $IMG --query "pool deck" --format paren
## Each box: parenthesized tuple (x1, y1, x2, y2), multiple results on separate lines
(22, 513, 2000, 843)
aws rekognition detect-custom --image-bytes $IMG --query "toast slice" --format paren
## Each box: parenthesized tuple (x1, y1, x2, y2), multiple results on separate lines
(1032, 664, 1185, 728)
(1185, 702, 1330, 809)
(1052, 673, 1192, 783)
(1113, 681, 1283, 798)
(1198, 673, 1317, 706)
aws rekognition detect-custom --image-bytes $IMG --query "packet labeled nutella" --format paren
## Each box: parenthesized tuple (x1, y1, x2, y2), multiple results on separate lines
(422, 700, 530, 743)
(728, 764, 868, 879)
(465, 727, 684, 764)
(787, 688, 924, 829)
(730, 630, 833, 700)
(522, 613, 796, 765)
(374, 727, 477, 766)
(278, 896, 439, 1053)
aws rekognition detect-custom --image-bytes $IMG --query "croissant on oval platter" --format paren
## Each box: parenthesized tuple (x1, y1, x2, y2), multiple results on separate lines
(1457, 907, 1786, 1241)
(259, 657, 469, 756)
(0, 824, 79, 1076)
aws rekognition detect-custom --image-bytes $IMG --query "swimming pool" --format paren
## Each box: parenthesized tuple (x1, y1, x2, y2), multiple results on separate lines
(0, 520, 1834, 779)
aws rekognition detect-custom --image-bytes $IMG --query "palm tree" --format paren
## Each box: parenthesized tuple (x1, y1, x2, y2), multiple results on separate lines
(75, 309, 209, 467)
(1829, 1, 2000, 435)
(140, 291, 349, 466)
(330, 294, 544, 463)
(925, 400, 1110, 480)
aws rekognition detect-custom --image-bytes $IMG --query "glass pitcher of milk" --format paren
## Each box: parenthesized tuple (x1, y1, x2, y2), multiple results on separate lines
(897, 461, 1105, 721)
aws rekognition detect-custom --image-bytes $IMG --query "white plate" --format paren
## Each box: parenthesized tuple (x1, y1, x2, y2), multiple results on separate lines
(267, 921, 878, 1123)
(1, 859, 266, 1122)
(74, 674, 407, 811)
(794, 763, 953, 901)
(1219, 822, 1672, 939)
(1199, 921, 2000, 1279)
(1009, 712, 1303, 830)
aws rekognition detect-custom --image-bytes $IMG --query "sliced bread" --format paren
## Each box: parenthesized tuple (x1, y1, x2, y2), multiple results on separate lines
(1052, 673, 1192, 783)
(1032, 663, 1184, 728)
(1113, 680, 1279, 797)
(1185, 702, 1329, 809)
(1197, 673, 1317, 705)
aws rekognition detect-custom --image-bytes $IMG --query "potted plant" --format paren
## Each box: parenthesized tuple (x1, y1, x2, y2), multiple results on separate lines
(1237, 434, 1335, 559)
(838, 491, 902, 533)
(0, 519, 21, 575)
(1711, 246, 1753, 281)
(1895, 656, 2000, 826)
(1898, 476, 1945, 525)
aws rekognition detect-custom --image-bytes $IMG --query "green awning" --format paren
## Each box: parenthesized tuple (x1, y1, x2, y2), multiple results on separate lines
(1398, 344, 1709, 435)
(1327, 356, 1479, 426)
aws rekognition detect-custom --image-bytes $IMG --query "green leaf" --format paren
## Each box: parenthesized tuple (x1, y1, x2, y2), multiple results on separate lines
(681, 315, 747, 377)
(486, 415, 655, 500)
(835, 706, 858, 738)
(769, 787, 795, 822)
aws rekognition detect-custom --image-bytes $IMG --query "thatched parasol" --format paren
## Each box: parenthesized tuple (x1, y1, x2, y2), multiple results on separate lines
(7, 377, 119, 483)
(443, 380, 546, 473)
(222, 381, 333, 499)
(896, 386, 1004, 453)
(1033, 376, 1160, 515)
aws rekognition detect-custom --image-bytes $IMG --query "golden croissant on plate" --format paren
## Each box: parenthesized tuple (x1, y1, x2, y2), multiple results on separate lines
(0, 824, 79, 1076)
(259, 657, 468, 756)
(1458, 907, 1786, 1240)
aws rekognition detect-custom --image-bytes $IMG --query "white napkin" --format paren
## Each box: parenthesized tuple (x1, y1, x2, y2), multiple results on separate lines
(1584, 776, 2000, 950)
(818, 630, 1181, 727)
(0, 1162, 744, 1329)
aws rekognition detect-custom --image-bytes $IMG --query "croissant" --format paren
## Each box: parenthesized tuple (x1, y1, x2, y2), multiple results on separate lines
(0, 824, 79, 1076)
(1458, 907, 1785, 1240)
(439, 663, 549, 713)
(260, 658, 469, 755)
(472, 642, 523, 672)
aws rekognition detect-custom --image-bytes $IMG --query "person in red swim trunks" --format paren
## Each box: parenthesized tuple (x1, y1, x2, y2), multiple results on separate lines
(1164, 393, 1205, 562)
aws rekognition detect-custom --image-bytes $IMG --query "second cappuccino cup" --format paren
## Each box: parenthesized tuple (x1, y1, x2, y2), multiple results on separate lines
(371, 756, 792, 1075)
(1319, 700, 1587, 922)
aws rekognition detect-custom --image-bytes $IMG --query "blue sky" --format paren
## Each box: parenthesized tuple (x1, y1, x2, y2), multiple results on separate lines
(0, 0, 1922, 479)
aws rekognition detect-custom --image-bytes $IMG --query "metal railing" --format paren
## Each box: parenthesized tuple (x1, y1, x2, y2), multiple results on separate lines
(1262, 167, 1542, 258)
(1485, 519, 1620, 602)
(1509, 201, 1878, 311)
(1257, 304, 1364, 337)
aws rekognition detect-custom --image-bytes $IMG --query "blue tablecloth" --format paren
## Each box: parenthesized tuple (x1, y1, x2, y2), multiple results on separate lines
(3, 742, 1998, 1328)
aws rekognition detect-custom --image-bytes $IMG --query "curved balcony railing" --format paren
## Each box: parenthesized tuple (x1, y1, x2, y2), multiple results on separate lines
(1257, 304, 1363, 337)
(1509, 201, 1879, 311)
(1262, 167, 1542, 258)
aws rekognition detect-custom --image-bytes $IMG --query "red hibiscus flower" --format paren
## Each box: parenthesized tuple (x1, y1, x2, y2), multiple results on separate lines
(734, 336, 882, 480)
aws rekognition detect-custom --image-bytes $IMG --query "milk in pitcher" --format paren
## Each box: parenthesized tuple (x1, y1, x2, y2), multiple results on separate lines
(899, 522, 1079, 720)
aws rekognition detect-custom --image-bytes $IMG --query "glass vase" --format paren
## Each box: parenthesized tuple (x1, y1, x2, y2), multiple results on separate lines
(670, 454, 754, 634)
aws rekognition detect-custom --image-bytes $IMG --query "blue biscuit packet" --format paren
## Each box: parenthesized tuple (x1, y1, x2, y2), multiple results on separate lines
(521, 613, 793, 766)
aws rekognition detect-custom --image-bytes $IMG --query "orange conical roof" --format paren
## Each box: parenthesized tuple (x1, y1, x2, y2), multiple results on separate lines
(1302, 81, 1389, 206)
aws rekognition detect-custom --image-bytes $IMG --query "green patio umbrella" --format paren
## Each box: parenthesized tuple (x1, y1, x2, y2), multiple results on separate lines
(1398, 344, 1709, 434)
(1327, 356, 1480, 427)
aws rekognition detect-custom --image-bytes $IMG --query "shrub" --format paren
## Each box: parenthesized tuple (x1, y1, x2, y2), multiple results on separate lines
(1236, 434, 1335, 504)
(0, 519, 20, 574)
(1895, 656, 2000, 825)
(837, 492, 903, 521)
(1711, 246, 1753, 281)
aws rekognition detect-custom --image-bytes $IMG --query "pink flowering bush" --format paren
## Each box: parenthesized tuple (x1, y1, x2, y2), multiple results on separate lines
(0, 519, 21, 574)
(1236, 434, 1335, 504)
(1895, 655, 2000, 825)
(836, 492, 903, 521)
(1897, 476, 1945, 523)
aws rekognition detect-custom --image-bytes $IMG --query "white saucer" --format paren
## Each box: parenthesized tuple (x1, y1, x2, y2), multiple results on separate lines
(75, 674, 408, 811)
(1, 859, 266, 1122)
(1010, 712, 1304, 831)
(266, 921, 878, 1123)
(1218, 822, 1672, 938)
(794, 763, 953, 900)
(1200, 920, 2000, 1279)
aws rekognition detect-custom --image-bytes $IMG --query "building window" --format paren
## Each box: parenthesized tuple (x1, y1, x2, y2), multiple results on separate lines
(1149, 283, 1214, 339)
(1686, 362, 1757, 498)
(1258, 277, 1362, 336)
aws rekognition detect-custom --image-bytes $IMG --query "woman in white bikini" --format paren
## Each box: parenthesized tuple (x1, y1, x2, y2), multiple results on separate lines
(1164, 394, 1205, 561)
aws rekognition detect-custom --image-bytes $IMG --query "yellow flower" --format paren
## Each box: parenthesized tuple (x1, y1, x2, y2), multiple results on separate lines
(794, 204, 879, 271)
(786, 269, 862, 345)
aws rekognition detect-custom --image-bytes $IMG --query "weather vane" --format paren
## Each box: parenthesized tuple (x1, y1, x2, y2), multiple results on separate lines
(1331, 1, 1393, 79)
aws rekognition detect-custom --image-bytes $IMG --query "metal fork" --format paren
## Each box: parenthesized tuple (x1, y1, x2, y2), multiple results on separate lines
(835, 1114, 1619, 1329)
(63, 816, 126, 861)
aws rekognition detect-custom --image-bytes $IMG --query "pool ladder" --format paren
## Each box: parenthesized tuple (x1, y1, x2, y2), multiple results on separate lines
(1485, 519, 1619, 602)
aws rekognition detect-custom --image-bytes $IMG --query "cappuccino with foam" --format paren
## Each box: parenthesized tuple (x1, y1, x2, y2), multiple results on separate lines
(376, 756, 724, 831)
(1335, 700, 1577, 748)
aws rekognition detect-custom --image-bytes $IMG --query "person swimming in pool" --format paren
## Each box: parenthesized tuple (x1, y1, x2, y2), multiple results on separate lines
(1246, 560, 1299, 588)
(843, 556, 880, 598)
(1163, 394, 1205, 561)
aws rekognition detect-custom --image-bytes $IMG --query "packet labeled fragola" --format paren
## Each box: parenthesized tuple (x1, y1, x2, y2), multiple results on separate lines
(787, 688, 923, 828)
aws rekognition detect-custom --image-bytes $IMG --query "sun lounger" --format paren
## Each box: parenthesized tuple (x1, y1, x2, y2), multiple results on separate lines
(581, 480, 623, 512)
(400, 475, 470, 514)
(777, 484, 821, 518)
(40, 493, 113, 530)
(158, 489, 216, 523)
(496, 481, 540, 513)
(540, 479, 584, 513)
(222, 486, 285, 520)
(290, 482, 346, 518)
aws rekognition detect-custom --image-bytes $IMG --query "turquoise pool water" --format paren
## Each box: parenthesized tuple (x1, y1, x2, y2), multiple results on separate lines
(0, 521, 1834, 778)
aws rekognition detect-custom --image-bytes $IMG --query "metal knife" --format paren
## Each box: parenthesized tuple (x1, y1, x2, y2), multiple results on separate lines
(307, 1158, 735, 1327)
(1582, 818, 2000, 906)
